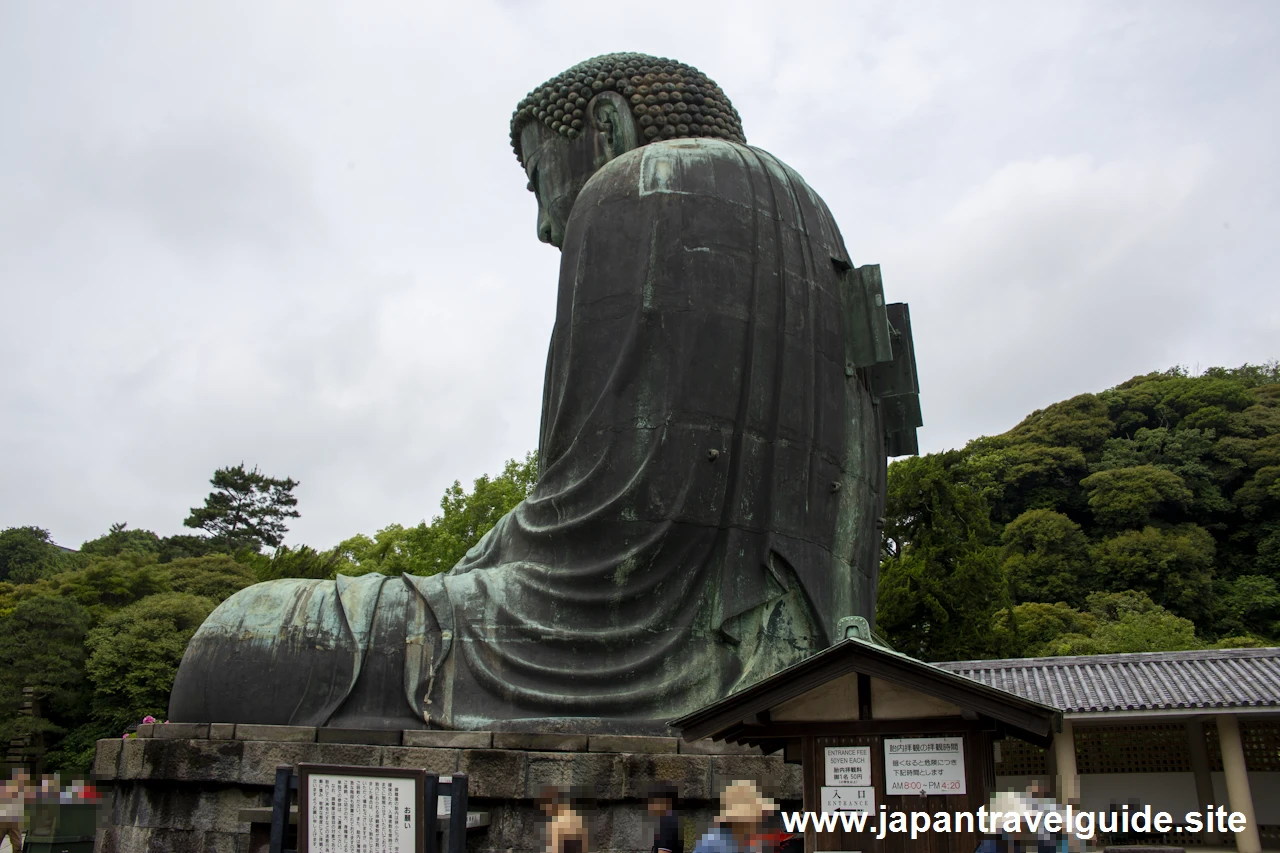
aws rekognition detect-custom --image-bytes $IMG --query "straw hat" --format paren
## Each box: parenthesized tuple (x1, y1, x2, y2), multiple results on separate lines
(988, 791, 1040, 838)
(988, 790, 1028, 816)
(716, 780, 777, 825)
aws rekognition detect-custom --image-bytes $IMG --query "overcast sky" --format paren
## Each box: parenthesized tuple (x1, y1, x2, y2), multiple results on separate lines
(3, 1, 1277, 550)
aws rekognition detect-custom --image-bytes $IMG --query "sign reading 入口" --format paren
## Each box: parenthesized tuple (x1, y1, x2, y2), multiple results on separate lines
(298, 764, 425, 853)
(821, 785, 876, 814)
(825, 746, 871, 786)
(883, 736, 966, 795)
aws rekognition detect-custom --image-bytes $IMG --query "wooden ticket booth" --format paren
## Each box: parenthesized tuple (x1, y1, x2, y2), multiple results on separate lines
(671, 630, 1061, 852)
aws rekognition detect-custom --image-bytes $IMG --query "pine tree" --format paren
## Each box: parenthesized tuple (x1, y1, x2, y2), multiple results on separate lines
(183, 464, 300, 552)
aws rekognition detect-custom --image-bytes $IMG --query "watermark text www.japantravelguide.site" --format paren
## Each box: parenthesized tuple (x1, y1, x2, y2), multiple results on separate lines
(781, 804, 1251, 841)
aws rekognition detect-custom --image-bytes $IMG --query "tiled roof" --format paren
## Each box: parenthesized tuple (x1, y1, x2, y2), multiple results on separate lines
(936, 647, 1280, 715)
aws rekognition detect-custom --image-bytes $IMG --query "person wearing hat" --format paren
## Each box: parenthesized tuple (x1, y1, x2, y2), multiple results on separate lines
(693, 780, 776, 853)
(648, 783, 683, 853)
(975, 789, 1064, 853)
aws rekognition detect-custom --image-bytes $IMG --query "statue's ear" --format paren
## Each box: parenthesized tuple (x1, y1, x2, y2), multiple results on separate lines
(589, 91, 638, 163)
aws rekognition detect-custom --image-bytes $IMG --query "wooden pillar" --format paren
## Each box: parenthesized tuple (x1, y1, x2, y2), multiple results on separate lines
(1217, 715, 1261, 853)
(1053, 719, 1079, 805)
(1185, 720, 1219, 845)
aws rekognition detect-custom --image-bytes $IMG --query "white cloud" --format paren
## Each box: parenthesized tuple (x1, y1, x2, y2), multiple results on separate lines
(888, 146, 1233, 449)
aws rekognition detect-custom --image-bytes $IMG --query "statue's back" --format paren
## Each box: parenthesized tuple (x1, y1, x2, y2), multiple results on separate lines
(170, 57, 920, 734)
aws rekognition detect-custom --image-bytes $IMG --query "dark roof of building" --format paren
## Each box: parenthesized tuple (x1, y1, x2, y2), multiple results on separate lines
(669, 637, 1061, 746)
(937, 647, 1280, 715)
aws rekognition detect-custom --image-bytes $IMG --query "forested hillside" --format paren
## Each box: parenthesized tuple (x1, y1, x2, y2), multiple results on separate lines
(876, 363, 1280, 661)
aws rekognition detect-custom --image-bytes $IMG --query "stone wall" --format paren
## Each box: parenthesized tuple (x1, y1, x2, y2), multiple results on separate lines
(92, 724, 802, 852)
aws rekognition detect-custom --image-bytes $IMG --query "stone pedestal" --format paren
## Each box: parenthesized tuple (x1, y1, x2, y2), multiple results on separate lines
(91, 725, 801, 852)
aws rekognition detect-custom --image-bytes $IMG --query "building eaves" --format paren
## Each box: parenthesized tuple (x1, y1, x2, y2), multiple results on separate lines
(936, 647, 1280, 714)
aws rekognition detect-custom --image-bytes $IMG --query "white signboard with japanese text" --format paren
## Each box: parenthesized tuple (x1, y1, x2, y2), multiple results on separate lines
(824, 746, 871, 786)
(820, 785, 876, 814)
(883, 736, 966, 795)
(299, 765, 424, 853)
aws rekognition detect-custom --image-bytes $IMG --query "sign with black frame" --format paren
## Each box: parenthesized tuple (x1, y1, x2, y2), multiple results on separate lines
(297, 764, 426, 853)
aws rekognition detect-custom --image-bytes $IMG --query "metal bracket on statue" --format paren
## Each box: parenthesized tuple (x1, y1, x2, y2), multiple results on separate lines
(866, 302, 923, 457)
(838, 616, 874, 641)
(838, 262, 895, 370)
(836, 615, 896, 651)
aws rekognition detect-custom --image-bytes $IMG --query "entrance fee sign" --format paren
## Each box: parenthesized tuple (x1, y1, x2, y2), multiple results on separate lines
(298, 764, 426, 853)
(820, 785, 876, 814)
(883, 736, 966, 795)
(825, 746, 871, 786)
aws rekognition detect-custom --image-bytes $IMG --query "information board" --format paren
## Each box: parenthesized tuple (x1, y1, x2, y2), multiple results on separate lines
(883, 736, 966, 795)
(820, 785, 876, 814)
(298, 764, 426, 853)
(824, 746, 871, 786)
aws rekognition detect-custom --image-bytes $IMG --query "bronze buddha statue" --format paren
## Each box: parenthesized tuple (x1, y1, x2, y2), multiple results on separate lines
(169, 53, 920, 733)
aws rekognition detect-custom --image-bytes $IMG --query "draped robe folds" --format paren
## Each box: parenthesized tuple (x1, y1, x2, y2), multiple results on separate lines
(168, 139, 887, 733)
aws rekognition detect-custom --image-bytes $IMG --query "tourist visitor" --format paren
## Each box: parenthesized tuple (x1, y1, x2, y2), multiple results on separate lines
(692, 780, 776, 853)
(539, 786, 589, 853)
(749, 810, 801, 853)
(648, 783, 682, 853)
(0, 770, 27, 853)
(975, 788, 1066, 853)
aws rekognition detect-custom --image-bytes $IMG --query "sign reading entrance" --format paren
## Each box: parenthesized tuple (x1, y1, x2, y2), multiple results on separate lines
(820, 785, 876, 813)
(298, 764, 426, 853)
(824, 746, 871, 786)
(883, 736, 966, 795)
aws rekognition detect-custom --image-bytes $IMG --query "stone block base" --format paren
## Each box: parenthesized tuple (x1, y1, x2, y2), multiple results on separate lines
(92, 726, 801, 852)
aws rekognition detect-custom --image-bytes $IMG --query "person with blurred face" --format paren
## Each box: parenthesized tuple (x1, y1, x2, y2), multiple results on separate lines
(37, 776, 58, 798)
(648, 783, 682, 853)
(693, 780, 776, 853)
(540, 786, 589, 853)
(0, 771, 28, 853)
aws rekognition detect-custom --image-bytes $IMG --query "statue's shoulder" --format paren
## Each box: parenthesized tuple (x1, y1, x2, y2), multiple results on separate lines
(583, 139, 819, 207)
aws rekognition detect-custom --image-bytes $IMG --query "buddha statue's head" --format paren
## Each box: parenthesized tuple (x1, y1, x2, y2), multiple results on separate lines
(511, 53, 746, 248)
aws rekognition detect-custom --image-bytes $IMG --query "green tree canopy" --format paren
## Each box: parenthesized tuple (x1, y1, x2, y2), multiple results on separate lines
(157, 534, 231, 563)
(876, 452, 1007, 660)
(1212, 574, 1280, 640)
(0, 595, 92, 760)
(1094, 427, 1231, 515)
(85, 592, 215, 731)
(184, 463, 300, 551)
(1000, 509, 1093, 608)
(1038, 591, 1202, 656)
(0, 553, 170, 622)
(250, 545, 347, 583)
(879, 362, 1280, 660)
(80, 523, 162, 558)
(1091, 524, 1216, 621)
(78, 523, 236, 564)
(992, 592, 1205, 658)
(163, 555, 258, 601)
(401, 453, 538, 576)
(1079, 465, 1194, 528)
(0, 526, 69, 584)
(992, 601, 1098, 659)
(335, 525, 417, 576)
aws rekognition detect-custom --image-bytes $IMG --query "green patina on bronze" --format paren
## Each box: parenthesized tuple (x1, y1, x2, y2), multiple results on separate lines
(510, 52, 745, 157)
(169, 52, 921, 734)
